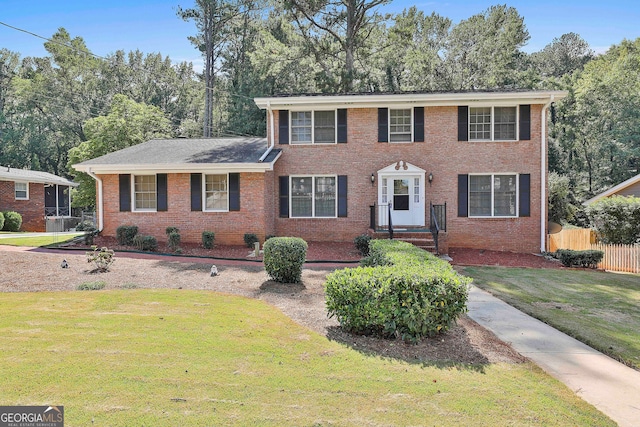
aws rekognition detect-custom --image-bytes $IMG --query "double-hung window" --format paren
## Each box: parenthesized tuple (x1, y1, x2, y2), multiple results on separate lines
(204, 174, 228, 211)
(469, 106, 517, 141)
(290, 176, 336, 217)
(290, 111, 336, 144)
(14, 182, 28, 200)
(389, 109, 412, 142)
(134, 175, 157, 211)
(469, 174, 517, 217)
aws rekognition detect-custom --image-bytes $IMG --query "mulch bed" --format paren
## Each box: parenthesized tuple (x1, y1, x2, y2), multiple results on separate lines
(448, 247, 563, 269)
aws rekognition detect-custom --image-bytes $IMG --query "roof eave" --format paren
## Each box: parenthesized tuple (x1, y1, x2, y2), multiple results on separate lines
(583, 173, 640, 205)
(254, 91, 569, 109)
(72, 161, 278, 175)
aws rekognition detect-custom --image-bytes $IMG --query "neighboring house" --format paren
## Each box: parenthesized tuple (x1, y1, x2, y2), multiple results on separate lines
(73, 90, 567, 253)
(584, 173, 640, 205)
(0, 166, 78, 232)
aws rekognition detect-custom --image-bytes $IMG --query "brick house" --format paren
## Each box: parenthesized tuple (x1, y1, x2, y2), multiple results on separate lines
(0, 166, 78, 232)
(73, 90, 566, 253)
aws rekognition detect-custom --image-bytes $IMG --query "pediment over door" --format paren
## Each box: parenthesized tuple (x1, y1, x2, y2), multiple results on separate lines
(377, 161, 426, 175)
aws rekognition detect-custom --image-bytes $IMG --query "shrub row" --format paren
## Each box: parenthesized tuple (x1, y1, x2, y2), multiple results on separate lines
(263, 237, 308, 283)
(115, 225, 220, 251)
(555, 249, 604, 268)
(325, 240, 471, 343)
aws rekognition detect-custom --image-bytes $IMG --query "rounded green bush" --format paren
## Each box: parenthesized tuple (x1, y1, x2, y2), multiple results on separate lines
(116, 225, 138, 246)
(0, 212, 4, 231)
(202, 231, 215, 249)
(2, 211, 22, 232)
(326, 239, 471, 342)
(263, 237, 308, 283)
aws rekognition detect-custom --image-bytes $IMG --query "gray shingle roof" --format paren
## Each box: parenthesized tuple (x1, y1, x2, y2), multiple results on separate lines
(75, 137, 279, 167)
(0, 166, 77, 187)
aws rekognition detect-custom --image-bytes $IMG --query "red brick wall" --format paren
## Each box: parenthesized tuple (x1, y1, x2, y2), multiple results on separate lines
(98, 172, 268, 245)
(269, 105, 546, 253)
(0, 181, 45, 231)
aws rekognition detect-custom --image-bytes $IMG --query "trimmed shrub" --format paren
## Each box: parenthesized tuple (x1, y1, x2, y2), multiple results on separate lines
(116, 225, 138, 246)
(263, 237, 308, 283)
(86, 246, 115, 272)
(555, 249, 604, 268)
(585, 195, 640, 244)
(326, 240, 471, 343)
(244, 233, 259, 248)
(133, 234, 158, 252)
(76, 220, 97, 245)
(167, 231, 181, 252)
(354, 234, 371, 256)
(165, 226, 179, 236)
(202, 231, 215, 249)
(2, 211, 22, 232)
(0, 212, 4, 230)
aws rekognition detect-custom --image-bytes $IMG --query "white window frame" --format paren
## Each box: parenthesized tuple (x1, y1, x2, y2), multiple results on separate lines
(289, 175, 338, 218)
(289, 110, 337, 145)
(14, 182, 29, 200)
(132, 174, 157, 212)
(202, 173, 229, 212)
(468, 173, 519, 218)
(389, 108, 413, 143)
(469, 106, 518, 142)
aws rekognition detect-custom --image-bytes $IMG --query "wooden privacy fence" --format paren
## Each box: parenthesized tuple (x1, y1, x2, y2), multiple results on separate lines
(591, 243, 640, 274)
(549, 228, 640, 273)
(548, 228, 594, 252)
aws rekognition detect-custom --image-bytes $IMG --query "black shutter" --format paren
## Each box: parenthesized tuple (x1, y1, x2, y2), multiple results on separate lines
(337, 175, 347, 217)
(157, 174, 168, 211)
(414, 107, 424, 142)
(279, 176, 289, 218)
(229, 173, 240, 211)
(337, 109, 347, 143)
(378, 108, 388, 142)
(458, 106, 469, 141)
(519, 174, 531, 217)
(458, 174, 468, 217)
(519, 104, 531, 141)
(190, 173, 202, 211)
(119, 174, 131, 212)
(278, 110, 289, 144)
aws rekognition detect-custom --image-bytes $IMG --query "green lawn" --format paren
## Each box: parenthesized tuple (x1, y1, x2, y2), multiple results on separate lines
(0, 232, 83, 247)
(0, 289, 613, 426)
(462, 266, 640, 370)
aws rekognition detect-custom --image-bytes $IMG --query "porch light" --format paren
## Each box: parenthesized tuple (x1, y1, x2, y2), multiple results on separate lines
(370, 173, 375, 186)
(428, 172, 434, 186)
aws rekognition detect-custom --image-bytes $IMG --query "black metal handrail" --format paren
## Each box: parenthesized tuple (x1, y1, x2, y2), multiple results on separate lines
(369, 203, 394, 239)
(430, 202, 440, 255)
(388, 202, 393, 240)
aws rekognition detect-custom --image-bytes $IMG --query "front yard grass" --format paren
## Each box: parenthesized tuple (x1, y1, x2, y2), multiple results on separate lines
(0, 289, 613, 426)
(462, 266, 640, 370)
(0, 232, 83, 247)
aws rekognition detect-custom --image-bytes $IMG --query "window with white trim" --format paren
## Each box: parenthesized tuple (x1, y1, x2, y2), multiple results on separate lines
(469, 106, 517, 141)
(133, 175, 157, 211)
(389, 109, 412, 142)
(204, 174, 228, 211)
(469, 174, 517, 217)
(14, 182, 28, 200)
(290, 176, 336, 217)
(290, 110, 336, 144)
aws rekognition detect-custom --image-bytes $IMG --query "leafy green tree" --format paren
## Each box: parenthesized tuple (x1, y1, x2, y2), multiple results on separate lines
(530, 32, 594, 79)
(68, 95, 172, 207)
(443, 5, 529, 89)
(586, 196, 640, 244)
(548, 172, 578, 224)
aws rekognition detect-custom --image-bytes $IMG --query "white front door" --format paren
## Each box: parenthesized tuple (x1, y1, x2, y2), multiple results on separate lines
(379, 175, 425, 227)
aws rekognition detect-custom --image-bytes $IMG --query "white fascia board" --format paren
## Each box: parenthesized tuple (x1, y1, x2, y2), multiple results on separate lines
(72, 162, 277, 175)
(254, 91, 569, 110)
(0, 175, 78, 187)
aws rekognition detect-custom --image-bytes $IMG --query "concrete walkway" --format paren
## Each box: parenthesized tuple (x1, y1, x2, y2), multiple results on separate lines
(467, 285, 640, 427)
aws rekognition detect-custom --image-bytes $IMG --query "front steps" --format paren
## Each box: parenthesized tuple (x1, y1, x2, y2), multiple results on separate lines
(369, 229, 437, 253)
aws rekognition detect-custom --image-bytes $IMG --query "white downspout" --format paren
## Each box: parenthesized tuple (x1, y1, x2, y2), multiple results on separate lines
(540, 96, 554, 252)
(258, 101, 275, 162)
(85, 168, 104, 232)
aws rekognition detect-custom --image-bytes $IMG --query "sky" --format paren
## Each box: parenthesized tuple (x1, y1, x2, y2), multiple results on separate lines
(1, 0, 639, 71)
